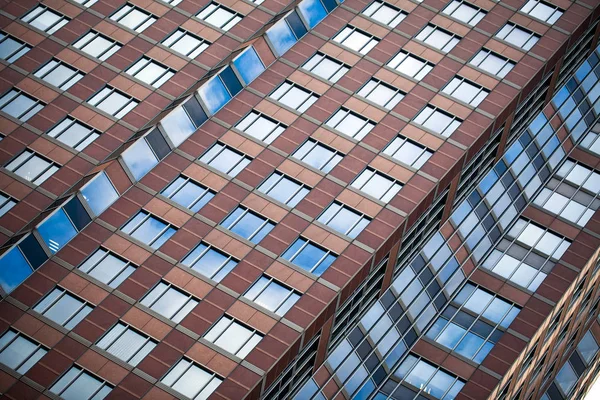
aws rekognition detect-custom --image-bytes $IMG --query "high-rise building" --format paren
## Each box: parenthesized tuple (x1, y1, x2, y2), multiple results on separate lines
(0, 0, 599, 399)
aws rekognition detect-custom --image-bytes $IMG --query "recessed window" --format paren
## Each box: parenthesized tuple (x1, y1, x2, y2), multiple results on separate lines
(141, 281, 199, 323)
(521, 0, 563, 24)
(111, 3, 156, 32)
(34, 287, 93, 329)
(282, 238, 337, 275)
(35, 59, 84, 90)
(258, 171, 310, 207)
(181, 242, 238, 282)
(384, 135, 433, 168)
(414, 106, 462, 137)
(161, 359, 222, 399)
(326, 108, 375, 140)
(416, 24, 461, 53)
(0, 192, 16, 217)
(21, 6, 69, 34)
(220, 206, 275, 244)
(46, 117, 100, 150)
(495, 23, 539, 51)
(0, 32, 31, 63)
(358, 79, 404, 109)
(161, 176, 215, 212)
(121, 211, 177, 249)
(0, 329, 47, 374)
(303, 52, 349, 83)
(442, 76, 489, 106)
(50, 367, 112, 400)
(199, 142, 252, 177)
(352, 168, 402, 202)
(163, 29, 210, 58)
(197, 2, 242, 31)
(126, 57, 175, 88)
(235, 111, 286, 144)
(162, 0, 183, 5)
(318, 201, 371, 238)
(387, 51, 434, 80)
(97, 323, 156, 366)
(244, 275, 300, 316)
(204, 316, 263, 358)
(470, 49, 515, 78)
(292, 139, 343, 172)
(0, 90, 44, 121)
(266, 11, 308, 56)
(5, 150, 59, 185)
(270, 81, 319, 112)
(442, 0, 486, 26)
(88, 86, 138, 118)
(78, 248, 136, 288)
(73, 31, 121, 61)
(362, 1, 406, 27)
(333, 26, 379, 55)
(73, 0, 98, 7)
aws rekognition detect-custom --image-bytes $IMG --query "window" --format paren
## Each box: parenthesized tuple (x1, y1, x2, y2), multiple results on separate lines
(162, 29, 210, 58)
(198, 66, 242, 114)
(352, 168, 402, 202)
(333, 26, 379, 54)
(362, 1, 406, 27)
(470, 49, 515, 78)
(5, 150, 59, 185)
(292, 139, 343, 172)
(235, 111, 286, 144)
(298, 0, 335, 29)
(232, 46, 265, 85)
(50, 367, 112, 400)
(21, 6, 69, 34)
(141, 281, 198, 323)
(266, 11, 308, 56)
(384, 135, 433, 168)
(73, 0, 98, 7)
(555, 363, 577, 395)
(46, 117, 100, 150)
(495, 23, 539, 51)
(258, 172, 310, 207)
(36, 198, 92, 254)
(577, 331, 598, 364)
(126, 57, 175, 88)
(182, 242, 238, 282)
(204, 316, 263, 358)
(282, 238, 336, 275)
(357, 79, 404, 109)
(199, 142, 251, 177)
(318, 201, 370, 238)
(509, 219, 570, 259)
(161, 359, 222, 399)
(220, 206, 275, 244)
(197, 2, 242, 31)
(442, 76, 489, 106)
(88, 86, 138, 118)
(416, 25, 461, 53)
(303, 52, 349, 83)
(387, 51, 434, 80)
(78, 248, 136, 288)
(160, 97, 208, 147)
(161, 176, 215, 212)
(0, 192, 16, 217)
(244, 275, 300, 316)
(0, 90, 44, 121)
(73, 31, 121, 61)
(35, 59, 84, 90)
(34, 287, 93, 329)
(110, 4, 156, 32)
(414, 106, 461, 137)
(0, 32, 31, 62)
(521, 0, 563, 24)
(0, 329, 47, 374)
(326, 108, 375, 140)
(270, 81, 319, 112)
(121, 211, 177, 249)
(442, 0, 486, 26)
(80, 172, 119, 216)
(162, 0, 183, 5)
(97, 323, 156, 366)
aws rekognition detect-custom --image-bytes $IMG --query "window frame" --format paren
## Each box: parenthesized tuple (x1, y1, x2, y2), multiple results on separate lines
(282, 237, 337, 275)
(21, 5, 69, 34)
(302, 52, 349, 83)
(361, 1, 407, 28)
(181, 242, 238, 282)
(199, 142, 252, 177)
(383, 135, 433, 169)
(416, 24, 461, 53)
(258, 171, 310, 207)
(160, 175, 215, 213)
(126, 57, 175, 88)
(0, 32, 31, 62)
(351, 167, 403, 203)
(96, 322, 157, 366)
(495, 23, 540, 51)
(442, 76, 490, 107)
(140, 280, 199, 323)
(357, 78, 405, 110)
(332, 25, 379, 55)
(5, 150, 59, 185)
(521, 0, 563, 24)
(387, 50, 434, 80)
(160, 358, 223, 399)
(78, 248, 136, 288)
(121, 211, 177, 249)
(197, 2, 243, 31)
(243, 275, 301, 316)
(0, 191, 16, 217)
(33, 287, 93, 329)
(270, 80, 319, 112)
(413, 105, 462, 137)
(292, 138, 344, 173)
(317, 201, 371, 238)
(0, 89, 45, 122)
(235, 110, 286, 144)
(325, 108, 376, 140)
(73, 30, 122, 61)
(162, 29, 210, 58)
(34, 59, 84, 90)
(87, 86, 138, 118)
(469, 49, 515, 78)
(0, 329, 48, 374)
(220, 206, 275, 244)
(46, 116, 100, 151)
(50, 366, 113, 400)
(110, 3, 157, 33)
(203, 315, 263, 358)
(442, 0, 486, 26)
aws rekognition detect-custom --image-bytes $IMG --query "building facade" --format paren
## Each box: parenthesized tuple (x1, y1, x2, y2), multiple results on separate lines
(0, 0, 599, 399)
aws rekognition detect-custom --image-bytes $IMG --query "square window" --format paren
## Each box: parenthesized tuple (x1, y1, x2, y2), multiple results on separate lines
(266, 11, 308, 56)
(199, 142, 252, 177)
(88, 86, 138, 118)
(292, 139, 343, 172)
(495, 23, 540, 51)
(5, 150, 59, 185)
(163, 29, 210, 58)
(46, 117, 100, 150)
(303, 52, 349, 83)
(298, 0, 330, 28)
(416, 24, 461, 53)
(387, 51, 434, 80)
(161, 176, 215, 212)
(282, 238, 337, 275)
(35, 59, 84, 90)
(161, 359, 222, 399)
(0, 32, 31, 62)
(235, 111, 286, 144)
(258, 171, 310, 207)
(111, 3, 156, 32)
(442, 76, 489, 107)
(326, 108, 375, 140)
(78, 248, 136, 288)
(34, 287, 93, 329)
(383, 135, 433, 168)
(121, 211, 177, 249)
(0, 192, 16, 217)
(198, 66, 242, 114)
(521, 0, 563, 24)
(197, 2, 242, 31)
(362, 1, 406, 28)
(414, 106, 462, 137)
(160, 98, 208, 146)
(126, 57, 175, 88)
(50, 367, 112, 400)
(73, 31, 121, 61)
(470, 49, 515, 78)
(270, 81, 319, 112)
(358, 79, 404, 109)
(220, 206, 275, 244)
(80, 172, 119, 216)
(442, 1, 486, 26)
(0, 90, 44, 122)
(141, 281, 199, 323)
(0, 329, 47, 374)
(97, 323, 156, 366)
(318, 201, 371, 238)
(352, 168, 402, 202)
(204, 316, 263, 358)
(333, 26, 379, 54)
(21, 6, 69, 34)
(182, 242, 238, 282)
(244, 275, 301, 316)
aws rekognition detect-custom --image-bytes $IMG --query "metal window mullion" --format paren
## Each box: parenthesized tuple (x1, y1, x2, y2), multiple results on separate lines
(105, 324, 129, 351)
(106, 260, 132, 286)
(297, 91, 316, 112)
(109, 94, 134, 117)
(310, 250, 331, 273)
(16, 97, 39, 119)
(96, 39, 115, 59)
(148, 221, 172, 246)
(189, 187, 211, 209)
(129, 213, 151, 235)
(289, 240, 310, 263)
(284, 183, 304, 205)
(40, 289, 67, 314)
(228, 209, 248, 229)
(59, 368, 85, 396)
(147, 283, 171, 308)
(274, 288, 294, 313)
(167, 177, 190, 201)
(248, 217, 270, 241)
(126, 335, 150, 363)
(169, 360, 195, 389)
(84, 380, 107, 400)
(210, 317, 234, 343)
(0, 331, 19, 354)
(264, 173, 284, 194)
(14, 341, 42, 371)
(44, 13, 66, 34)
(63, 299, 88, 327)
